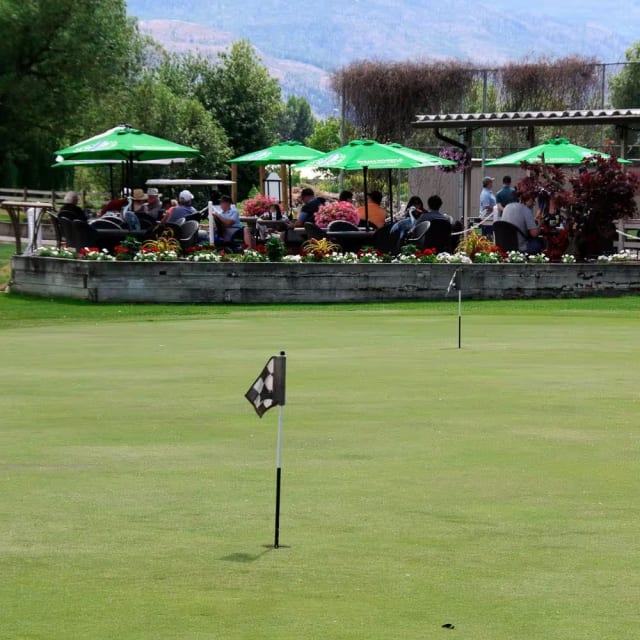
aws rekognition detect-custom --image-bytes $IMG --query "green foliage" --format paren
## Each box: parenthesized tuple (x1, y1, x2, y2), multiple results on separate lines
(210, 39, 282, 147)
(276, 96, 316, 143)
(610, 43, 640, 108)
(264, 236, 286, 261)
(0, 0, 141, 186)
(117, 75, 232, 183)
(306, 116, 342, 152)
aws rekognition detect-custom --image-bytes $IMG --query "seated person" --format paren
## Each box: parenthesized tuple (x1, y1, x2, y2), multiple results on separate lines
(161, 189, 196, 224)
(145, 187, 163, 221)
(501, 191, 544, 253)
(100, 188, 130, 217)
(417, 195, 453, 224)
(357, 190, 386, 228)
(290, 187, 323, 228)
(59, 191, 87, 221)
(391, 195, 424, 238)
(214, 195, 243, 243)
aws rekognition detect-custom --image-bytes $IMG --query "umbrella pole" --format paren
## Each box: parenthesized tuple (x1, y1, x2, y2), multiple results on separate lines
(288, 164, 293, 214)
(363, 166, 369, 230)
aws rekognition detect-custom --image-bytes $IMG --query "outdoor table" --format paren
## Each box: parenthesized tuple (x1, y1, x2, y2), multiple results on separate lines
(326, 230, 376, 252)
(1, 200, 53, 255)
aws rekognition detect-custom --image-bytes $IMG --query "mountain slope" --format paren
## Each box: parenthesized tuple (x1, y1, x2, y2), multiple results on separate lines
(128, 0, 636, 116)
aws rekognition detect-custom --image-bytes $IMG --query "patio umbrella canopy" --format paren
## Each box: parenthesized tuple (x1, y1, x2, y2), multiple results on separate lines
(229, 141, 324, 210)
(54, 125, 202, 190)
(295, 139, 455, 226)
(486, 137, 630, 166)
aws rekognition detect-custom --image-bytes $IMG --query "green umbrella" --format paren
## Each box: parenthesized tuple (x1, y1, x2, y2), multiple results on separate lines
(229, 141, 324, 208)
(295, 139, 455, 226)
(229, 140, 323, 165)
(54, 125, 201, 189)
(486, 137, 631, 166)
(384, 142, 456, 167)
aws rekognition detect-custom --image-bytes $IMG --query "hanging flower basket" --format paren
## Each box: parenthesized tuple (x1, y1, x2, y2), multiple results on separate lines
(437, 147, 471, 173)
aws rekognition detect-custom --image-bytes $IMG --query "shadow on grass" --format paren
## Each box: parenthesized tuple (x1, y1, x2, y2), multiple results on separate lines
(220, 547, 282, 563)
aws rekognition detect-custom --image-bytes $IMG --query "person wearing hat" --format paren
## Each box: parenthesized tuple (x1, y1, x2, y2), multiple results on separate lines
(479, 176, 497, 237)
(145, 187, 163, 221)
(213, 195, 243, 243)
(162, 189, 197, 223)
(357, 190, 386, 228)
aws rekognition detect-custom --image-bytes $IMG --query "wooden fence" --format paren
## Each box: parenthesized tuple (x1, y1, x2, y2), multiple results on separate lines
(0, 187, 109, 210)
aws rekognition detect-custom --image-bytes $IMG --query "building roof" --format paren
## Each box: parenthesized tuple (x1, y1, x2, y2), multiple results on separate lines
(412, 108, 640, 129)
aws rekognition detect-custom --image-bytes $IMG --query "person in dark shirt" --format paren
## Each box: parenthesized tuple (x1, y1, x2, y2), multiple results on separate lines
(59, 191, 87, 222)
(291, 187, 323, 227)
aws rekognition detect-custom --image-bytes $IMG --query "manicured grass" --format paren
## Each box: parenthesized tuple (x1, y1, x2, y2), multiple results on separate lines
(1, 296, 640, 639)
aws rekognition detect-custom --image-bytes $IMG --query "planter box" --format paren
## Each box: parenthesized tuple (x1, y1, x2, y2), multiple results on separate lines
(10, 257, 640, 303)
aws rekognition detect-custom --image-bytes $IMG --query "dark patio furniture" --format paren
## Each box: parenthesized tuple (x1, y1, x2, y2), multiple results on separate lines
(493, 220, 523, 252)
(421, 219, 453, 252)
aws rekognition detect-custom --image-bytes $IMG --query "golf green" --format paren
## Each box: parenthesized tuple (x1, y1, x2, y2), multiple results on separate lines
(1, 297, 639, 639)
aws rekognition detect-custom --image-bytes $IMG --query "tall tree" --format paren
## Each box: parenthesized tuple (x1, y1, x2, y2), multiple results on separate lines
(277, 96, 316, 143)
(0, 0, 140, 186)
(159, 42, 281, 198)
(207, 41, 281, 198)
(610, 43, 640, 108)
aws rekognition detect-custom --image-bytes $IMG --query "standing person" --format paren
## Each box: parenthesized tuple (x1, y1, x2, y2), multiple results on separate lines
(495, 175, 516, 219)
(479, 176, 497, 236)
(162, 189, 196, 223)
(59, 191, 87, 222)
(357, 189, 387, 228)
(501, 191, 544, 253)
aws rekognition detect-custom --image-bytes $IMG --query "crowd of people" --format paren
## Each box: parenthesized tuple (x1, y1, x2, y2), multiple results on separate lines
(56, 178, 571, 257)
(480, 174, 550, 253)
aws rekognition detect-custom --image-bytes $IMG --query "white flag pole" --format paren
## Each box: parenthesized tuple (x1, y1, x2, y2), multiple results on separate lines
(446, 268, 462, 349)
(457, 284, 462, 349)
(208, 201, 214, 246)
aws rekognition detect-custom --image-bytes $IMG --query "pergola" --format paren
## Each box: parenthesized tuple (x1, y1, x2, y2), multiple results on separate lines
(411, 108, 640, 227)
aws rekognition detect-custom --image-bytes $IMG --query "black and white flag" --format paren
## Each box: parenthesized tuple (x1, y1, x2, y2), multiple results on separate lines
(446, 268, 460, 295)
(245, 355, 286, 418)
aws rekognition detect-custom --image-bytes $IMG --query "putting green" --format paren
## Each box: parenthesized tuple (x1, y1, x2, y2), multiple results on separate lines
(1, 299, 639, 639)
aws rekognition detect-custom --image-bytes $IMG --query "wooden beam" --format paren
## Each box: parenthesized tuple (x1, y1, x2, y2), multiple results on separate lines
(280, 163, 289, 211)
(231, 164, 238, 203)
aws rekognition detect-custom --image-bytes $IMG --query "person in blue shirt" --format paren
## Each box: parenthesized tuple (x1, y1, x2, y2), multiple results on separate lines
(213, 195, 243, 242)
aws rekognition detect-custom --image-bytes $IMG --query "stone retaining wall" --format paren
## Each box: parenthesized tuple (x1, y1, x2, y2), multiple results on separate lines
(10, 256, 640, 303)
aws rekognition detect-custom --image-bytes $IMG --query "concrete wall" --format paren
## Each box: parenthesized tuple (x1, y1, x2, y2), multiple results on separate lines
(10, 256, 640, 303)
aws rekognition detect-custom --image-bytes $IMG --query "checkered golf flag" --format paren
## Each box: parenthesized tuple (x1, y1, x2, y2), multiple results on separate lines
(446, 268, 460, 294)
(245, 355, 286, 417)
